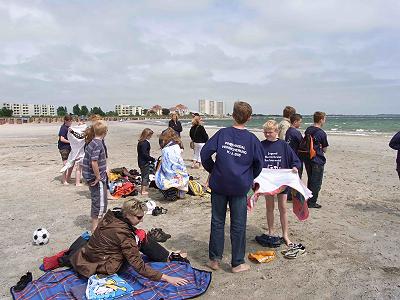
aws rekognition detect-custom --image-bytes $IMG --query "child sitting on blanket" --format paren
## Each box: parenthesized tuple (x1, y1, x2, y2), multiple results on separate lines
(261, 120, 301, 246)
(71, 199, 189, 287)
(137, 128, 156, 195)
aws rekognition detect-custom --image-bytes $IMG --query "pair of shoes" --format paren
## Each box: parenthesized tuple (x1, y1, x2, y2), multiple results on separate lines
(12, 272, 33, 292)
(148, 228, 171, 242)
(152, 206, 168, 216)
(281, 243, 304, 255)
(255, 235, 282, 248)
(283, 245, 306, 259)
(169, 252, 190, 264)
(308, 203, 322, 208)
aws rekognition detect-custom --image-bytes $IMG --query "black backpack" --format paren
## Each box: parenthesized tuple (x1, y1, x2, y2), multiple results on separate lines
(298, 133, 317, 160)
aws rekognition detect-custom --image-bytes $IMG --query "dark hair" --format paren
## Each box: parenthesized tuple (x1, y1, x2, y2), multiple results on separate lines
(313, 111, 326, 123)
(232, 101, 252, 124)
(64, 115, 72, 122)
(290, 113, 302, 124)
(283, 106, 296, 118)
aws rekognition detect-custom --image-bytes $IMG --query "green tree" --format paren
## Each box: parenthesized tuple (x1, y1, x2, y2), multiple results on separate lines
(162, 108, 170, 116)
(80, 105, 89, 116)
(90, 106, 105, 116)
(57, 106, 67, 116)
(0, 107, 13, 117)
(72, 104, 81, 116)
(105, 110, 117, 116)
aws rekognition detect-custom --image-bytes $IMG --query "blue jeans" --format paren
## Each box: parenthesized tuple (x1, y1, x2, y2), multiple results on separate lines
(209, 192, 247, 267)
(304, 161, 324, 205)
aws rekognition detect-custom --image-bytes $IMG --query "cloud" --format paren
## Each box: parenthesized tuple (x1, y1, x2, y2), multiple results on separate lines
(0, 0, 399, 114)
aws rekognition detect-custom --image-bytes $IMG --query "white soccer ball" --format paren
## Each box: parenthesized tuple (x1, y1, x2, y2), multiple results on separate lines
(32, 228, 50, 246)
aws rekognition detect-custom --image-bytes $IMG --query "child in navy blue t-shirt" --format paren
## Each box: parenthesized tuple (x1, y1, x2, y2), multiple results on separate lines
(201, 101, 264, 273)
(137, 128, 156, 195)
(261, 120, 301, 246)
(285, 113, 303, 177)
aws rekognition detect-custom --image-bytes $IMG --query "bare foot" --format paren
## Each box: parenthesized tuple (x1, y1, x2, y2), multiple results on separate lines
(62, 182, 69, 185)
(206, 260, 220, 270)
(141, 191, 149, 195)
(284, 237, 292, 246)
(232, 264, 250, 273)
(75, 183, 83, 187)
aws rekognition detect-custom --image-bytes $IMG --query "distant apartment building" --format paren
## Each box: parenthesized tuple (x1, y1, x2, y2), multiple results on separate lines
(198, 99, 225, 116)
(115, 104, 143, 116)
(2, 102, 56, 117)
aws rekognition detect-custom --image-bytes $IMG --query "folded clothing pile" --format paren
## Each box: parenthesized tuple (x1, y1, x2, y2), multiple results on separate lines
(255, 234, 285, 248)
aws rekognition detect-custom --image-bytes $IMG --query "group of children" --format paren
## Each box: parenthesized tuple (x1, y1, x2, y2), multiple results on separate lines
(57, 102, 329, 277)
(201, 102, 329, 272)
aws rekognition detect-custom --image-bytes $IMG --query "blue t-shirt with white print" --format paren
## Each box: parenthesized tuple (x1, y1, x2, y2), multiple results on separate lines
(201, 126, 264, 196)
(261, 139, 301, 169)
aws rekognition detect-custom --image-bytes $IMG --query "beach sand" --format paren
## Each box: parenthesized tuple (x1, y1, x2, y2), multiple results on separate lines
(1, 121, 399, 299)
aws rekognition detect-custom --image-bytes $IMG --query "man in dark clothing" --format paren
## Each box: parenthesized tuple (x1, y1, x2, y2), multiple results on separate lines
(58, 115, 73, 184)
(303, 112, 329, 209)
(389, 131, 400, 180)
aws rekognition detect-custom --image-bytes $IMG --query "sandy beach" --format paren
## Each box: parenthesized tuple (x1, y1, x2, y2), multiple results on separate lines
(1, 121, 399, 299)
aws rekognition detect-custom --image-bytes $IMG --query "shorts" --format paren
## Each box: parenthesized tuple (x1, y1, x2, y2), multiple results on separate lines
(59, 148, 70, 161)
(140, 163, 151, 186)
(89, 180, 108, 218)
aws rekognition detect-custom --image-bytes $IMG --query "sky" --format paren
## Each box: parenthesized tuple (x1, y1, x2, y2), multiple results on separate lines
(1, 0, 400, 115)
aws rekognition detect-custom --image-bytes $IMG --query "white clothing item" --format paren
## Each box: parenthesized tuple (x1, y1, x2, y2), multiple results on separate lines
(248, 168, 312, 210)
(192, 142, 205, 163)
(60, 124, 87, 172)
(145, 200, 157, 215)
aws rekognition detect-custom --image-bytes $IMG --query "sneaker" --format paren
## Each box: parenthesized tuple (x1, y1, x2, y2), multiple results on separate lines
(308, 203, 322, 208)
(12, 272, 32, 292)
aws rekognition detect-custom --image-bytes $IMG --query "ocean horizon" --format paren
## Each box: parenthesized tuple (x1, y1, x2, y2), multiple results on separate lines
(138, 114, 400, 137)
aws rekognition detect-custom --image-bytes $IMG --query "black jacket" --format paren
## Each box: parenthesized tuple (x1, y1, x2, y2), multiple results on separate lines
(168, 120, 182, 135)
(190, 125, 209, 143)
(137, 140, 155, 167)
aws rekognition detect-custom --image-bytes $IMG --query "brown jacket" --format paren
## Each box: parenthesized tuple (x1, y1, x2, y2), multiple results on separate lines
(70, 210, 162, 281)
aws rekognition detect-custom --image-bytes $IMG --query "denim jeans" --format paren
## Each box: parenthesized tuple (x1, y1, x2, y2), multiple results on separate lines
(304, 161, 324, 205)
(209, 192, 247, 267)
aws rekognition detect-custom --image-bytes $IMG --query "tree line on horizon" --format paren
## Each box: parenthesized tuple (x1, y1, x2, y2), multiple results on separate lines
(57, 104, 174, 117)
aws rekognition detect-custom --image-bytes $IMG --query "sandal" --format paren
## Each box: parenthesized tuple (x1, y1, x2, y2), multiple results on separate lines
(151, 206, 168, 216)
(169, 252, 190, 264)
(281, 243, 304, 254)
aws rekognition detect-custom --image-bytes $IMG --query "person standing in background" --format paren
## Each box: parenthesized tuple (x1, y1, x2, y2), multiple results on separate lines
(389, 131, 400, 180)
(58, 115, 73, 185)
(278, 106, 296, 140)
(190, 113, 208, 169)
(168, 112, 183, 137)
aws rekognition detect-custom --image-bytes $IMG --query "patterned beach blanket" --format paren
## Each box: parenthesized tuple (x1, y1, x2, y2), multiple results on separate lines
(155, 143, 189, 191)
(11, 262, 211, 300)
(247, 169, 312, 221)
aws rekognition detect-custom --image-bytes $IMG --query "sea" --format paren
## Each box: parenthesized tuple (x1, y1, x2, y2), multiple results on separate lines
(138, 115, 400, 136)
(203, 115, 400, 136)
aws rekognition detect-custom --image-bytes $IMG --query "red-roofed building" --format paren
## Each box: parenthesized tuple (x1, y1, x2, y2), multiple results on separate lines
(169, 104, 189, 116)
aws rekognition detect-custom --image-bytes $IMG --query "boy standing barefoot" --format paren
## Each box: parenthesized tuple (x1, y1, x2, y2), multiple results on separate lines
(82, 120, 108, 232)
(201, 101, 264, 273)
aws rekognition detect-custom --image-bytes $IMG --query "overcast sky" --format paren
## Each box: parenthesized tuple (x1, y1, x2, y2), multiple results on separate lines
(1, 0, 399, 114)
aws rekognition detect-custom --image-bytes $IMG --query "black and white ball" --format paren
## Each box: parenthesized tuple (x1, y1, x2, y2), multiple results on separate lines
(32, 228, 50, 245)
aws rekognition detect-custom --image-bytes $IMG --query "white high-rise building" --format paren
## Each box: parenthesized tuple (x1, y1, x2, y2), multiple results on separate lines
(2, 102, 56, 117)
(198, 99, 224, 116)
(115, 104, 143, 116)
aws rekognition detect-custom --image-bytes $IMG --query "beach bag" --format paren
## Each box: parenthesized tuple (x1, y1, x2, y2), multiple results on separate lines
(187, 179, 205, 196)
(190, 141, 194, 149)
(298, 133, 316, 160)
